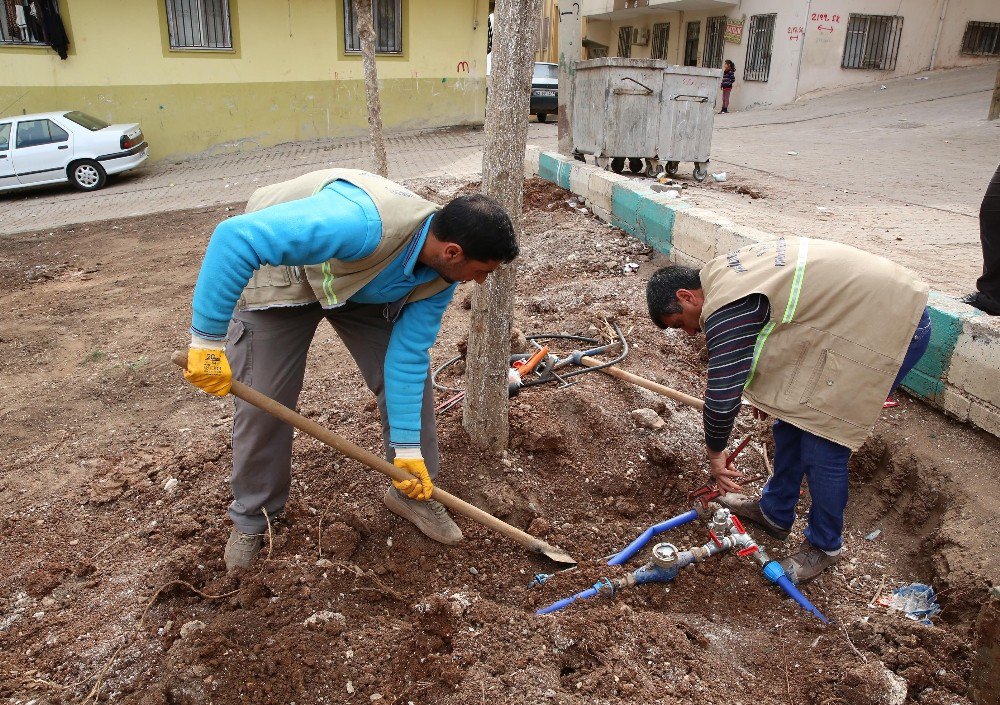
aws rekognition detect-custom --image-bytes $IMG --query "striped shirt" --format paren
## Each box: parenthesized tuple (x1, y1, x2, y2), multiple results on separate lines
(703, 294, 771, 451)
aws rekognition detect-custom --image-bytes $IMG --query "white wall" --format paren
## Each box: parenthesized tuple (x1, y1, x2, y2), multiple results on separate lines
(582, 0, 1000, 111)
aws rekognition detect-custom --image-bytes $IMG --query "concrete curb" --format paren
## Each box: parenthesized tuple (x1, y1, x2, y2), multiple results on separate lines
(526, 146, 1000, 441)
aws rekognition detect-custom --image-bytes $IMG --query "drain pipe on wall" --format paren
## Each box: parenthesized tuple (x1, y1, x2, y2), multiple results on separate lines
(929, 0, 950, 71)
(792, 0, 812, 101)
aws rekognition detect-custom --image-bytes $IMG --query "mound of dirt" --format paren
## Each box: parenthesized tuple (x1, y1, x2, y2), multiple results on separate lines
(0, 178, 996, 704)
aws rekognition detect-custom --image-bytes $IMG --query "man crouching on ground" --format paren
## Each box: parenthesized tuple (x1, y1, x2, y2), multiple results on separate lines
(646, 237, 931, 583)
(182, 168, 518, 571)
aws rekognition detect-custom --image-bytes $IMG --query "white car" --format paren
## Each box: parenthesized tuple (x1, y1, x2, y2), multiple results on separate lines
(0, 110, 148, 193)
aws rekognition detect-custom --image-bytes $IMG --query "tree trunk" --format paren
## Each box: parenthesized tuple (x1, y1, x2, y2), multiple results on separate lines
(462, 0, 543, 452)
(354, 0, 388, 177)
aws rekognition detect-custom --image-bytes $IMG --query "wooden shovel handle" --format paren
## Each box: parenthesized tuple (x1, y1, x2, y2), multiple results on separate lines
(579, 356, 705, 410)
(171, 351, 564, 560)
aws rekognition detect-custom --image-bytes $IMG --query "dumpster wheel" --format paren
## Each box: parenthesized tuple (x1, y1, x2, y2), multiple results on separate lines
(610, 157, 626, 174)
(693, 163, 709, 182)
(628, 158, 644, 175)
(665, 161, 680, 176)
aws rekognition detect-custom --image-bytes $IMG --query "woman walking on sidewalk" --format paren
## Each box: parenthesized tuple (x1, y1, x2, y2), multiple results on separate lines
(720, 60, 735, 114)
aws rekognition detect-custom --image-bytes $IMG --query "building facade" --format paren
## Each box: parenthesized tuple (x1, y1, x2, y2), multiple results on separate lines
(0, 0, 490, 161)
(579, 0, 1000, 110)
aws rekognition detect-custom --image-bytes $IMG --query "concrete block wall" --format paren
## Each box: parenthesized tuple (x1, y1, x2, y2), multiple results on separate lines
(526, 146, 1000, 441)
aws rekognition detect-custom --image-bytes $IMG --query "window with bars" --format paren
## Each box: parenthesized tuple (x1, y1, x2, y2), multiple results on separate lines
(703, 16, 725, 69)
(165, 0, 232, 50)
(842, 14, 903, 70)
(961, 21, 1000, 56)
(344, 0, 402, 54)
(651, 22, 670, 60)
(744, 14, 775, 81)
(0, 0, 55, 45)
(617, 25, 633, 58)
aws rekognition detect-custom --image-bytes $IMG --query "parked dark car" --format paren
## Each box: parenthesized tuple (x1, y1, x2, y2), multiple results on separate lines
(530, 62, 558, 123)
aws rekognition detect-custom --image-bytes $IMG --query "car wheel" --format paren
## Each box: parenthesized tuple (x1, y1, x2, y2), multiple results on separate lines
(69, 159, 107, 191)
(536, 113, 547, 123)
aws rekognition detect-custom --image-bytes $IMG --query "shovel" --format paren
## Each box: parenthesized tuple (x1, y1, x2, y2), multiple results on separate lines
(171, 351, 577, 566)
(578, 356, 704, 410)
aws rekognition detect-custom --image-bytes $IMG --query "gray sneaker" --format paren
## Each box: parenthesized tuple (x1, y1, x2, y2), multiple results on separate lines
(780, 539, 841, 584)
(383, 487, 463, 545)
(224, 528, 265, 571)
(717, 493, 791, 541)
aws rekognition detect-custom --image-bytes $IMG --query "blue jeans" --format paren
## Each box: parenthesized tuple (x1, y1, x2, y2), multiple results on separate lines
(758, 309, 932, 552)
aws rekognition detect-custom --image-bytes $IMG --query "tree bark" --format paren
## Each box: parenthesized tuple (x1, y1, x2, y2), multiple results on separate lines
(354, 0, 388, 177)
(462, 0, 543, 452)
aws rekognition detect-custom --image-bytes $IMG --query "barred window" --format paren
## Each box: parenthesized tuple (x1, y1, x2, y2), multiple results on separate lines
(617, 25, 633, 58)
(744, 14, 776, 82)
(344, 0, 402, 54)
(651, 22, 670, 60)
(165, 0, 232, 50)
(842, 14, 903, 70)
(703, 16, 725, 69)
(0, 0, 57, 46)
(961, 21, 1000, 56)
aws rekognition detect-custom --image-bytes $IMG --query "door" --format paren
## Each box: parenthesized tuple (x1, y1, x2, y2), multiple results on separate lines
(11, 118, 73, 185)
(684, 22, 700, 66)
(0, 123, 17, 189)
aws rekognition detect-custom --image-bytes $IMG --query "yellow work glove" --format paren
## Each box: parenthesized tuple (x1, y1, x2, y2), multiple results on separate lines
(392, 447, 433, 501)
(184, 336, 232, 396)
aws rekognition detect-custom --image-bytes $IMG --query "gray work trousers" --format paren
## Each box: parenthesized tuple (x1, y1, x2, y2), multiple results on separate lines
(225, 301, 440, 533)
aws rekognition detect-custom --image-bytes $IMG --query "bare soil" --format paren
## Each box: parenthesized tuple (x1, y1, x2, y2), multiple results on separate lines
(1, 178, 997, 704)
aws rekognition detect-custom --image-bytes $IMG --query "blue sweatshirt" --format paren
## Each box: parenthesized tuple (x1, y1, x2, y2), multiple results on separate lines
(190, 180, 456, 447)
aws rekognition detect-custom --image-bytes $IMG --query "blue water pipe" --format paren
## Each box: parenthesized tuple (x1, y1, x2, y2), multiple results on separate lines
(607, 509, 699, 566)
(536, 577, 617, 615)
(762, 561, 829, 623)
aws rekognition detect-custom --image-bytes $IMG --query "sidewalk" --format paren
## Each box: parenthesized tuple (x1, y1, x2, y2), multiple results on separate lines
(0, 123, 559, 236)
(670, 63, 1000, 298)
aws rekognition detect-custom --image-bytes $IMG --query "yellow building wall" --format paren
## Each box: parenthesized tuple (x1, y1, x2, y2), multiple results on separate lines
(1, 0, 490, 161)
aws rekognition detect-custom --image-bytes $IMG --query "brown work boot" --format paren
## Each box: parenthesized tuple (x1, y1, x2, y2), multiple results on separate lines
(383, 487, 463, 545)
(224, 528, 265, 571)
(717, 493, 791, 541)
(780, 539, 841, 584)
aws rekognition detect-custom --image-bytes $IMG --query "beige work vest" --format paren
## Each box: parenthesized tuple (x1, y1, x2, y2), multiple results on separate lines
(236, 169, 449, 311)
(700, 237, 928, 450)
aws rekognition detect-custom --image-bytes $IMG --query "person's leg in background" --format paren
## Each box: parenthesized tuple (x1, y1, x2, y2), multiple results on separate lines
(964, 164, 1000, 314)
(721, 87, 731, 113)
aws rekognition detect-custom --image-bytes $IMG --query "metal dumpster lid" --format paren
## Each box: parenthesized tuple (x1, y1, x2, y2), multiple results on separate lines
(573, 58, 722, 77)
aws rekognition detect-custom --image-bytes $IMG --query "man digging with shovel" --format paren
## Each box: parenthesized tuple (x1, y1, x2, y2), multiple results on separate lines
(647, 238, 931, 584)
(181, 169, 518, 571)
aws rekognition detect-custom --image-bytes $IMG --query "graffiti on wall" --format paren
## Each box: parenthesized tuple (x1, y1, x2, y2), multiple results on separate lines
(810, 12, 840, 34)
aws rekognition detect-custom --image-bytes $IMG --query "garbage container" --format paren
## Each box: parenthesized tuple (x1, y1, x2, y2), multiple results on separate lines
(571, 58, 721, 181)
(655, 66, 722, 182)
(572, 58, 666, 177)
